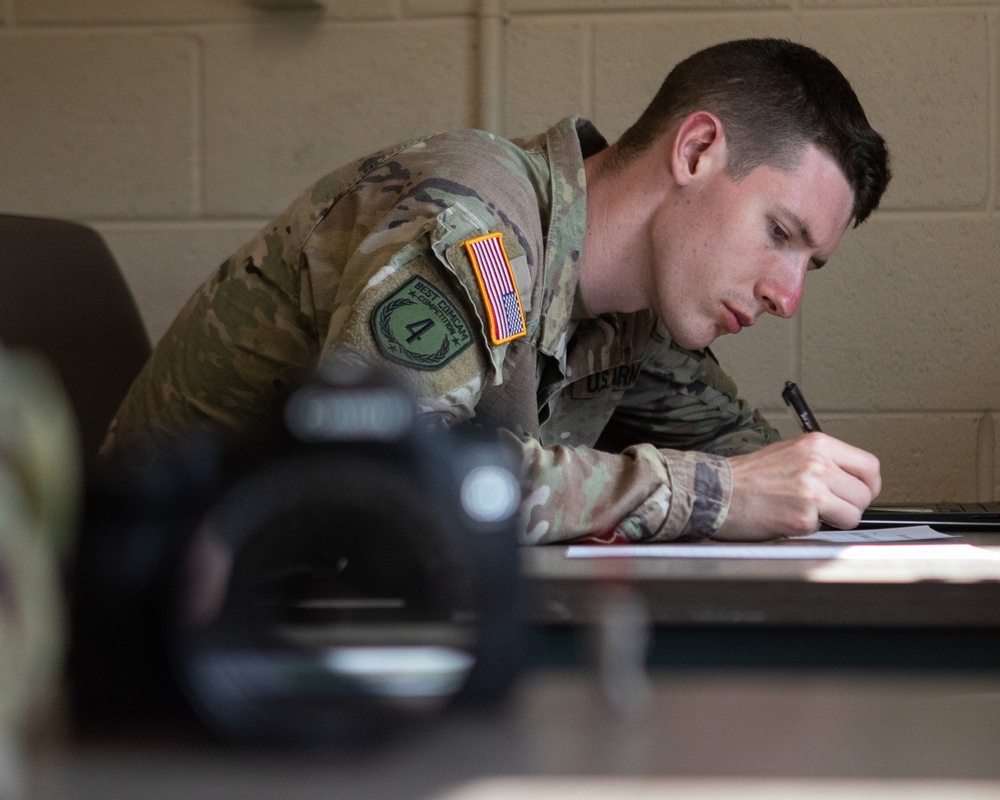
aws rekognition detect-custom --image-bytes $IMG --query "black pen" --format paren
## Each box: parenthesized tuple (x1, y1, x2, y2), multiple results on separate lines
(782, 381, 822, 433)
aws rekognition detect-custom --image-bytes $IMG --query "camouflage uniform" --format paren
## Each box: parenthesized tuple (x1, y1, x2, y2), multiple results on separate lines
(103, 117, 779, 543)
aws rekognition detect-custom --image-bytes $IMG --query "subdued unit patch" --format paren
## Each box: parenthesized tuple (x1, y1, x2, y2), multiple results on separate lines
(371, 276, 473, 370)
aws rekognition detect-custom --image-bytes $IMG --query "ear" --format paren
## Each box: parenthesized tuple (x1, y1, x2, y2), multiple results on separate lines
(670, 111, 726, 187)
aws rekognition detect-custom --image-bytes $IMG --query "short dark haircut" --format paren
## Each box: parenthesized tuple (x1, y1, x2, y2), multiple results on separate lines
(613, 38, 891, 226)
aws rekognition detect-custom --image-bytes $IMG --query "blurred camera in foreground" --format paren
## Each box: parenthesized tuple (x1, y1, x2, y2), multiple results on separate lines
(71, 351, 524, 746)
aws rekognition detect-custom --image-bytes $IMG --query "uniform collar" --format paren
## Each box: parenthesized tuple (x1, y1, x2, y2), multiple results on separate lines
(535, 117, 608, 362)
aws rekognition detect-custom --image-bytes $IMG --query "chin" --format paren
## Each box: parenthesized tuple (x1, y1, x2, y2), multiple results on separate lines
(678, 326, 720, 351)
(660, 315, 717, 351)
(673, 334, 714, 351)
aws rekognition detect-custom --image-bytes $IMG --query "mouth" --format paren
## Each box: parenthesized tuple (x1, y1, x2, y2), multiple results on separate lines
(722, 304, 753, 334)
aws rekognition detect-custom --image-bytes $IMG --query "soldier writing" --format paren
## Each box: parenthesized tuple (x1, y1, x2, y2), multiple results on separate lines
(102, 38, 891, 543)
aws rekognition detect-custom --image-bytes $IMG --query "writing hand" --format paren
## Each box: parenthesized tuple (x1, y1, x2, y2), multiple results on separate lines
(714, 433, 882, 541)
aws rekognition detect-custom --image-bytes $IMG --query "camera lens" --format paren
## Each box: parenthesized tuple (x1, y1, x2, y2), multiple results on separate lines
(173, 451, 484, 744)
(71, 357, 523, 746)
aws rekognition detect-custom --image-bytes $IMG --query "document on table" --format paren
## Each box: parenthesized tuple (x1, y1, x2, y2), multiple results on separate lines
(798, 526, 955, 544)
(563, 526, 1000, 561)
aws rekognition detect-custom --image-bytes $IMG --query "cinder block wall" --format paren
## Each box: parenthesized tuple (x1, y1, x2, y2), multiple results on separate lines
(2, 0, 997, 503)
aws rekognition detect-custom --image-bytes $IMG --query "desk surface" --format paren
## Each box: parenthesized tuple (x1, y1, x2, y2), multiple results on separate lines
(23, 539, 1000, 798)
(27, 670, 1000, 798)
(523, 535, 1000, 628)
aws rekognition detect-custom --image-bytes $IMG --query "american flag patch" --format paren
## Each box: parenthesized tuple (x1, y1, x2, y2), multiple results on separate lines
(463, 232, 526, 345)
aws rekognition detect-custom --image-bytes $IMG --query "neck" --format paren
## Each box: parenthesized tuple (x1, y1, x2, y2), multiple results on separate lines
(578, 146, 666, 316)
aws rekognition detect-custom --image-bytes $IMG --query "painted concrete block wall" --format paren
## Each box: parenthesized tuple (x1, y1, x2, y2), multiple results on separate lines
(1, 0, 997, 502)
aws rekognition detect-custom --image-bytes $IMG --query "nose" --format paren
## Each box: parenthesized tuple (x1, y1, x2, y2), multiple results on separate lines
(756, 261, 806, 319)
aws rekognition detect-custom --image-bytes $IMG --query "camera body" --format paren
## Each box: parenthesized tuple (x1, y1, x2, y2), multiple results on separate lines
(71, 355, 524, 745)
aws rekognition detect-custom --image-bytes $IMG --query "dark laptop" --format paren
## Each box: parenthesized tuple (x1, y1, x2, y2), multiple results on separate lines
(859, 502, 1000, 531)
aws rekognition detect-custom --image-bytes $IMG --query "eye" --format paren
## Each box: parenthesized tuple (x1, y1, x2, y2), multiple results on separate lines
(769, 220, 790, 243)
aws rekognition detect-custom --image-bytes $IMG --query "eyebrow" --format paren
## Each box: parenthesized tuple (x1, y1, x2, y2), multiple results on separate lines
(778, 206, 827, 269)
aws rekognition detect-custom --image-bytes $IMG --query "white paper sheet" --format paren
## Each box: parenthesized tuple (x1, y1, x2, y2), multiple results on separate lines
(797, 526, 956, 543)
(563, 527, 1000, 561)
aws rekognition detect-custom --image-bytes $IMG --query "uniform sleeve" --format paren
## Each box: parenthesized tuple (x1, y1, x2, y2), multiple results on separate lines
(322, 203, 533, 426)
(501, 333, 777, 544)
(514, 433, 733, 544)
(597, 333, 781, 457)
(101, 221, 321, 461)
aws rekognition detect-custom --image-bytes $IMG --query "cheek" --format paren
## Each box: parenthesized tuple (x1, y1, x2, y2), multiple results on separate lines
(702, 203, 754, 264)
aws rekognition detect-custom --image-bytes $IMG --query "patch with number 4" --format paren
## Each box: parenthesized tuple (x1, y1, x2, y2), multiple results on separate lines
(371, 276, 473, 370)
